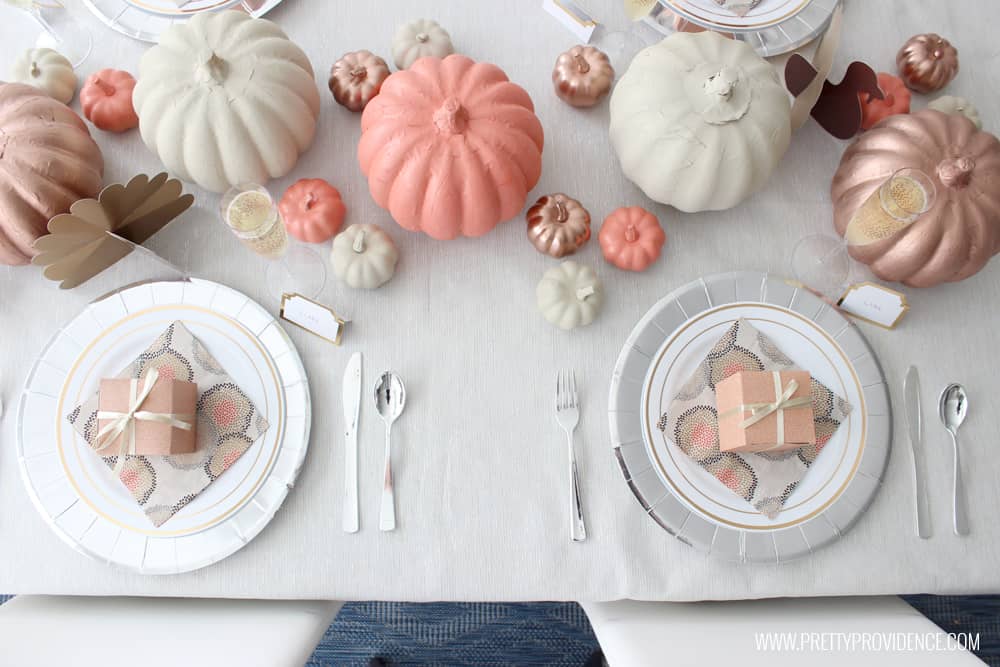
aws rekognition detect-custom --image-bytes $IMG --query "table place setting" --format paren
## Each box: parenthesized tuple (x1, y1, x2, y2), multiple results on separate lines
(2, 0, 1000, 605)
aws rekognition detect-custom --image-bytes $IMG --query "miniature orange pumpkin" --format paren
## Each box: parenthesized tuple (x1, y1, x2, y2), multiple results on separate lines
(859, 72, 910, 131)
(599, 206, 666, 272)
(279, 179, 346, 243)
(80, 69, 139, 132)
(0, 83, 104, 265)
(358, 54, 544, 240)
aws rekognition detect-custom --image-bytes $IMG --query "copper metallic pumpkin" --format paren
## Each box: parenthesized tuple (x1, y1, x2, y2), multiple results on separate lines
(896, 33, 958, 94)
(832, 109, 1000, 287)
(0, 82, 104, 266)
(328, 50, 390, 113)
(552, 45, 614, 108)
(526, 194, 591, 257)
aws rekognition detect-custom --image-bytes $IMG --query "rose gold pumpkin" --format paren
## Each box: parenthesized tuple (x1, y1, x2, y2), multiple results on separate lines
(328, 50, 390, 113)
(832, 109, 1000, 287)
(0, 82, 104, 266)
(896, 33, 958, 94)
(526, 194, 591, 257)
(552, 45, 614, 108)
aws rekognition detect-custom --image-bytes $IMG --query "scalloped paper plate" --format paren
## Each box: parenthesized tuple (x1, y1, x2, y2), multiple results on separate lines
(609, 272, 891, 563)
(17, 279, 309, 574)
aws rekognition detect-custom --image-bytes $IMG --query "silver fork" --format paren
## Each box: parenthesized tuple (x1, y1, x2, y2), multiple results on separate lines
(556, 371, 587, 542)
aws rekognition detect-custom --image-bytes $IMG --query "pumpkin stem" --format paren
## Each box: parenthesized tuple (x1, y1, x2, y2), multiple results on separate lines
(30, 61, 41, 78)
(937, 156, 975, 189)
(305, 192, 316, 210)
(576, 285, 596, 301)
(416, 32, 430, 43)
(350, 66, 368, 83)
(625, 224, 638, 243)
(433, 97, 467, 135)
(353, 229, 367, 253)
(93, 76, 116, 97)
(554, 199, 569, 222)
(196, 51, 229, 85)
(704, 68, 738, 100)
(573, 54, 591, 74)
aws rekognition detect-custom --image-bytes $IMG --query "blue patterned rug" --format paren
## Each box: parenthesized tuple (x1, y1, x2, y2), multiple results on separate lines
(1, 595, 996, 665)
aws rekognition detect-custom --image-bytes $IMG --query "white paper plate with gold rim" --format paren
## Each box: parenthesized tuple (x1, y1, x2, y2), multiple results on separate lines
(82, 0, 285, 43)
(609, 272, 891, 563)
(645, 0, 841, 57)
(17, 278, 309, 574)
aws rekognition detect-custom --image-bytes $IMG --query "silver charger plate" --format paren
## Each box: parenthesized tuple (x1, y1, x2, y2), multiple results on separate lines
(608, 272, 891, 563)
(82, 0, 284, 43)
(645, 0, 841, 57)
(17, 279, 310, 574)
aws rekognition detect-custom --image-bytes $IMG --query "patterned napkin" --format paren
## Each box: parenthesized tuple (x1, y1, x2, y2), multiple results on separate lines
(68, 321, 269, 527)
(658, 318, 851, 518)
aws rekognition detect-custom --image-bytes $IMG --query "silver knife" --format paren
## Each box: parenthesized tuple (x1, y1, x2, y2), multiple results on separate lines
(342, 352, 362, 533)
(904, 366, 931, 538)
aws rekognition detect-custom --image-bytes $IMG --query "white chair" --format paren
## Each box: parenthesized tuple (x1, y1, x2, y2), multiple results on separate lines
(0, 596, 343, 667)
(582, 597, 985, 666)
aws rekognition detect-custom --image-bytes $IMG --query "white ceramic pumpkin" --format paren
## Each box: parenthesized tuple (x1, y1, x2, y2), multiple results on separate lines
(609, 31, 791, 212)
(536, 261, 604, 330)
(133, 10, 321, 194)
(927, 95, 982, 130)
(392, 19, 454, 69)
(10, 48, 76, 104)
(331, 223, 399, 289)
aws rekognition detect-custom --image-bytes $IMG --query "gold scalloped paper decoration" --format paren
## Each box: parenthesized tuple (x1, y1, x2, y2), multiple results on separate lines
(32, 172, 194, 289)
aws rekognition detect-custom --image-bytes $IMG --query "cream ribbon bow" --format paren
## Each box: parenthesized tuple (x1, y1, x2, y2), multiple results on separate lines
(95, 369, 194, 474)
(723, 372, 812, 447)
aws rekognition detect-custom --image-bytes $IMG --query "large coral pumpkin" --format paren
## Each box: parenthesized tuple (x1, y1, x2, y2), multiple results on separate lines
(0, 82, 104, 265)
(358, 54, 544, 240)
(832, 109, 1000, 287)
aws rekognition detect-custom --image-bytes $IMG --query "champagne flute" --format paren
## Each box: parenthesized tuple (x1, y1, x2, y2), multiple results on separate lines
(791, 168, 937, 294)
(4, 0, 92, 68)
(219, 184, 327, 299)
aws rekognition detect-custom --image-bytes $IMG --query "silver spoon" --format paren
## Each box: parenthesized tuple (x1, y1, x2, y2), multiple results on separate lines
(939, 384, 969, 536)
(374, 371, 406, 532)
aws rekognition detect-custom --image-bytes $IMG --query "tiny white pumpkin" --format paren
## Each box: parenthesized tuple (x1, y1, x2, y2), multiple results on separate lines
(392, 19, 454, 70)
(536, 261, 604, 330)
(331, 223, 399, 289)
(10, 48, 76, 104)
(133, 10, 321, 194)
(927, 95, 982, 130)
(610, 31, 791, 213)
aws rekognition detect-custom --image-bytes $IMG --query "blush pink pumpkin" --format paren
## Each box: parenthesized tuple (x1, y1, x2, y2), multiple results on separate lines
(279, 178, 346, 243)
(599, 206, 665, 272)
(79, 69, 139, 132)
(358, 54, 544, 240)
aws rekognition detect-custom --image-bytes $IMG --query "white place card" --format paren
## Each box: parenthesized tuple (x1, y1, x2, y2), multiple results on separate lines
(837, 282, 909, 329)
(280, 293, 346, 345)
(542, 0, 598, 42)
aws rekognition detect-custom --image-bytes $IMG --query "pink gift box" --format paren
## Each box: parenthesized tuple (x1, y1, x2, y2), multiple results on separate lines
(716, 370, 816, 453)
(96, 376, 197, 456)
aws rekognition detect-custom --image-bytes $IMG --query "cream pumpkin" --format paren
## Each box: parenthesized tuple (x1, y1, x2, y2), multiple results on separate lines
(10, 47, 76, 104)
(0, 83, 104, 265)
(609, 32, 791, 212)
(358, 54, 544, 240)
(133, 10, 321, 194)
(331, 224, 399, 289)
(536, 261, 604, 330)
(392, 19, 454, 70)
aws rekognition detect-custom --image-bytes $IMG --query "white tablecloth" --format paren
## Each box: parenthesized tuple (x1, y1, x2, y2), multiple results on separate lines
(1, 0, 998, 602)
